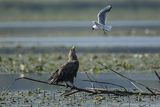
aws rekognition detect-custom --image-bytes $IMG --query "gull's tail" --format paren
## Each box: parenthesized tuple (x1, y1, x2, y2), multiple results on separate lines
(104, 25, 112, 31)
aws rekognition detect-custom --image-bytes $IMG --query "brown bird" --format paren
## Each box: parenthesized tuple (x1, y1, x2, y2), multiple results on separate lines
(48, 46, 79, 87)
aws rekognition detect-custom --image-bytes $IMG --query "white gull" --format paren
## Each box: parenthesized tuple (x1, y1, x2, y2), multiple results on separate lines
(92, 5, 112, 32)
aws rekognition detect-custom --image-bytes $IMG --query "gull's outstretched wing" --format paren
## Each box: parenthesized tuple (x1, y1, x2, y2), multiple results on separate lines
(97, 5, 112, 25)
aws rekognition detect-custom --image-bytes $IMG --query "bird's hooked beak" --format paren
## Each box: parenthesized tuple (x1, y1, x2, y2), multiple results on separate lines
(68, 46, 77, 60)
(69, 46, 76, 55)
(71, 46, 75, 51)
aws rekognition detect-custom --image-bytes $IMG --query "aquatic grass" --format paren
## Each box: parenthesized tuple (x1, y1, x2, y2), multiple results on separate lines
(0, 53, 160, 73)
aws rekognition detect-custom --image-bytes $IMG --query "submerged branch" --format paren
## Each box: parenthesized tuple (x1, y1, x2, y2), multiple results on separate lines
(98, 62, 156, 95)
(83, 79, 127, 91)
(130, 82, 143, 92)
(15, 77, 66, 87)
(84, 72, 95, 89)
(14, 76, 160, 96)
(15, 77, 96, 94)
(62, 90, 80, 96)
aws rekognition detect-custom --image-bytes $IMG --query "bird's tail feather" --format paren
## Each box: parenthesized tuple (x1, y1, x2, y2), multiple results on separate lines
(48, 78, 57, 84)
(48, 70, 59, 84)
(104, 25, 112, 31)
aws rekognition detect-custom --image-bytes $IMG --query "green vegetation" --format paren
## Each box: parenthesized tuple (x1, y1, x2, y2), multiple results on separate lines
(0, 53, 160, 73)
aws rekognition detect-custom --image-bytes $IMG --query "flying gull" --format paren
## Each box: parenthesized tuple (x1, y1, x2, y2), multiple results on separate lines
(92, 5, 112, 32)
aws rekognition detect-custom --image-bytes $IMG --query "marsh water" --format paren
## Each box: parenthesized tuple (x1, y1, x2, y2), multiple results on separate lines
(1, 36, 160, 47)
(0, 72, 160, 91)
(0, 72, 160, 107)
(1, 36, 160, 54)
(0, 21, 160, 29)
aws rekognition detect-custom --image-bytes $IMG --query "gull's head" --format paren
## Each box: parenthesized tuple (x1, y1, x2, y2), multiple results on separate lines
(92, 25, 99, 30)
(68, 46, 77, 60)
(107, 5, 112, 11)
(92, 21, 98, 30)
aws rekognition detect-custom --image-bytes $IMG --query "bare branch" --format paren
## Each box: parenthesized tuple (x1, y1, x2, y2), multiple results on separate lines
(154, 71, 160, 81)
(63, 90, 80, 96)
(84, 72, 95, 89)
(130, 82, 143, 92)
(98, 62, 156, 95)
(15, 77, 96, 94)
(83, 79, 127, 91)
(14, 76, 160, 97)
(15, 77, 66, 87)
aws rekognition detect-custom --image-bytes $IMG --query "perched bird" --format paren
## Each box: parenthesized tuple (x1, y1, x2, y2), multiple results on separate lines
(92, 5, 112, 32)
(48, 46, 79, 87)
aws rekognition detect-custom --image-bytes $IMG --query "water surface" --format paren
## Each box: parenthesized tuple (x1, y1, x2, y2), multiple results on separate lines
(1, 72, 160, 107)
(0, 72, 159, 91)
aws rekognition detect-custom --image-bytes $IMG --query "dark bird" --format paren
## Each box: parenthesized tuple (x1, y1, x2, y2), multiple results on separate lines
(48, 46, 79, 87)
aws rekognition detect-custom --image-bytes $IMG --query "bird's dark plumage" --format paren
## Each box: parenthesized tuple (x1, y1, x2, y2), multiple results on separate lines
(48, 46, 79, 85)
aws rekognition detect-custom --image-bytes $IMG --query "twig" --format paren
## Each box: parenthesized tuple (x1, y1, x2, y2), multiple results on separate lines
(63, 90, 80, 96)
(85, 72, 105, 88)
(154, 71, 160, 81)
(130, 82, 143, 92)
(84, 72, 95, 89)
(98, 62, 156, 95)
(83, 80, 127, 91)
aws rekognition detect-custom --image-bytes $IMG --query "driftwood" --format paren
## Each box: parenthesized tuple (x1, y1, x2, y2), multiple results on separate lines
(12, 64, 160, 97)
(14, 76, 160, 97)
(98, 62, 156, 95)
(15, 77, 96, 94)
